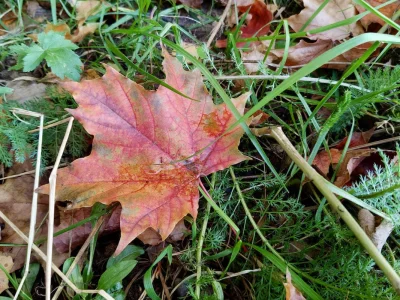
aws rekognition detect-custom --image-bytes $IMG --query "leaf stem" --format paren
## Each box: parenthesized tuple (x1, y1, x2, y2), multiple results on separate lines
(267, 126, 400, 294)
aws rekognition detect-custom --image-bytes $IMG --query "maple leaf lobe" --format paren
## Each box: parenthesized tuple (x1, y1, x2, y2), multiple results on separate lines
(40, 52, 248, 254)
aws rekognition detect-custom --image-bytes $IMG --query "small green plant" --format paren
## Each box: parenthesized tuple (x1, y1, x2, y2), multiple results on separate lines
(61, 245, 143, 299)
(0, 88, 90, 169)
(9, 31, 82, 81)
(350, 147, 400, 226)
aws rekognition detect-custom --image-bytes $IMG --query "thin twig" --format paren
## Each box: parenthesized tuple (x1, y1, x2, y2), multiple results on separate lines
(0, 211, 113, 300)
(206, 0, 233, 48)
(10, 109, 43, 300)
(52, 216, 106, 300)
(46, 117, 74, 300)
(28, 117, 72, 133)
(215, 75, 372, 92)
(0, 163, 68, 181)
(267, 126, 400, 294)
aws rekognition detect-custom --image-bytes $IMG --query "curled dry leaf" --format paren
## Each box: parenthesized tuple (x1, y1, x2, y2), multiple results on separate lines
(283, 268, 306, 300)
(358, 208, 394, 252)
(38, 51, 249, 255)
(216, 0, 273, 48)
(358, 208, 376, 237)
(371, 220, 394, 252)
(0, 254, 13, 293)
(333, 148, 375, 187)
(288, 0, 364, 40)
(356, 0, 400, 29)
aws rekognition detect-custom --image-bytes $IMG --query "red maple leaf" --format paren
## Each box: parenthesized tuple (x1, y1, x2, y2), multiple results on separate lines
(39, 52, 249, 254)
(216, 0, 273, 48)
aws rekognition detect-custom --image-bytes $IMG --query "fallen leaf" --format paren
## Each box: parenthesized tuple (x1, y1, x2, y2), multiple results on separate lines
(6, 79, 48, 103)
(0, 254, 13, 293)
(30, 22, 98, 43)
(69, 0, 107, 25)
(0, 11, 18, 37)
(271, 39, 333, 67)
(177, 0, 202, 8)
(138, 219, 189, 245)
(172, 42, 200, 59)
(313, 148, 342, 176)
(334, 149, 374, 187)
(358, 208, 375, 237)
(283, 268, 306, 300)
(356, 0, 400, 29)
(0, 161, 48, 271)
(248, 40, 377, 71)
(335, 127, 375, 149)
(312, 128, 376, 186)
(372, 219, 394, 252)
(216, 0, 273, 48)
(288, 0, 364, 40)
(358, 208, 394, 252)
(38, 51, 249, 254)
(241, 47, 276, 73)
(53, 206, 121, 253)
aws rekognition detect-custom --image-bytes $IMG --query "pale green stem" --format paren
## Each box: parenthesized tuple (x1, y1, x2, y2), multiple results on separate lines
(50, 0, 57, 24)
(195, 175, 215, 299)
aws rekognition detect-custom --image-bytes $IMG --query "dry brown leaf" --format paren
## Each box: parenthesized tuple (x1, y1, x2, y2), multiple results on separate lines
(0, 254, 13, 293)
(0, 161, 49, 271)
(333, 149, 375, 187)
(312, 128, 376, 186)
(177, 0, 203, 8)
(6, 80, 48, 103)
(283, 268, 306, 300)
(313, 148, 342, 176)
(172, 42, 200, 59)
(241, 47, 276, 73)
(356, 0, 400, 29)
(53, 206, 121, 253)
(372, 220, 394, 252)
(271, 39, 333, 67)
(248, 40, 377, 71)
(335, 127, 375, 149)
(71, 0, 106, 25)
(216, 0, 273, 48)
(54, 206, 189, 252)
(30, 22, 98, 43)
(288, 0, 364, 40)
(0, 11, 18, 37)
(358, 208, 375, 237)
(358, 208, 394, 252)
(138, 219, 189, 245)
